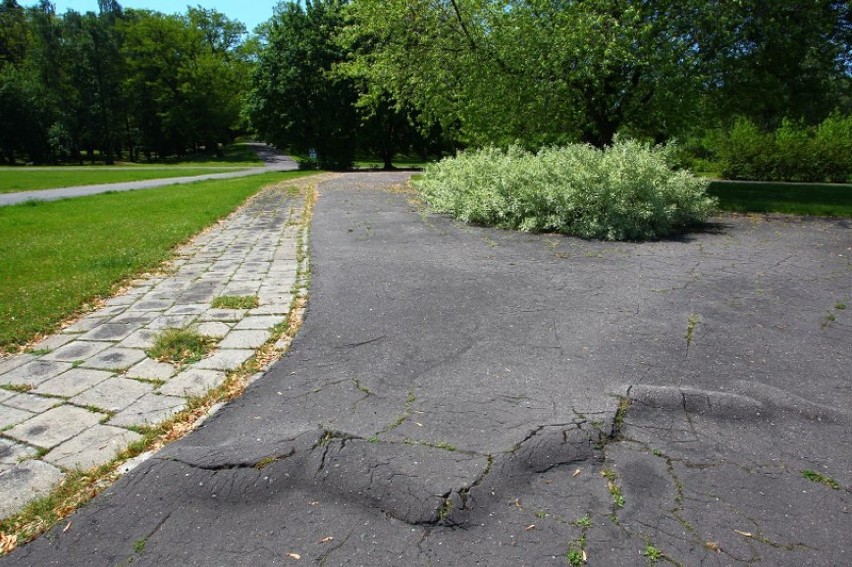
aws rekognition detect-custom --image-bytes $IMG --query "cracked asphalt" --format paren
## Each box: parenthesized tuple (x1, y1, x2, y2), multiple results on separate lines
(4, 172, 850, 565)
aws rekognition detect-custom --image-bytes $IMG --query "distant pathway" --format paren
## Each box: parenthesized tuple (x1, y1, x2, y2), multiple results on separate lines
(0, 143, 297, 207)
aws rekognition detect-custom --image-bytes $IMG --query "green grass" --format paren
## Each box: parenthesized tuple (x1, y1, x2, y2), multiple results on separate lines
(211, 295, 260, 309)
(0, 168, 253, 193)
(147, 328, 217, 365)
(0, 170, 317, 351)
(708, 181, 852, 217)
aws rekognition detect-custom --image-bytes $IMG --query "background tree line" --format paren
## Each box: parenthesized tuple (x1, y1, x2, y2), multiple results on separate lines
(0, 0, 251, 164)
(2, 0, 850, 179)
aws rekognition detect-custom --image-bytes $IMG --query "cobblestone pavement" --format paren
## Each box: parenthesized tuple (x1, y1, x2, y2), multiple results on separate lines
(0, 176, 320, 519)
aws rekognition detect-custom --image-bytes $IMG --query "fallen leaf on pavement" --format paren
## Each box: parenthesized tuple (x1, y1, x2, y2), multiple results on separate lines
(319, 536, 334, 544)
(734, 530, 753, 538)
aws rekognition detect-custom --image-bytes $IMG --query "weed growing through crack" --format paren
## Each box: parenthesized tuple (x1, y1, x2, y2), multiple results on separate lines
(644, 544, 664, 563)
(822, 312, 837, 328)
(572, 514, 593, 528)
(133, 538, 146, 553)
(601, 469, 625, 508)
(0, 383, 33, 394)
(438, 497, 454, 522)
(26, 348, 51, 356)
(802, 469, 841, 490)
(685, 313, 700, 350)
(835, 302, 847, 310)
(146, 328, 217, 366)
(567, 548, 585, 566)
(211, 295, 259, 310)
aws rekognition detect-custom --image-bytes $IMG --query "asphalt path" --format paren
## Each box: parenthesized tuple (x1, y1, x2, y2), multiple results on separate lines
(5, 172, 850, 565)
(0, 143, 298, 207)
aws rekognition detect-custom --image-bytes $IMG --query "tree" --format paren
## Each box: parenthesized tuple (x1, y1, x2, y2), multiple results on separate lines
(247, 0, 359, 169)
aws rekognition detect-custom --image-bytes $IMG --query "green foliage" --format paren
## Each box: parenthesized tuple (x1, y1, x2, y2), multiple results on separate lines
(346, 0, 707, 148)
(418, 140, 716, 241)
(715, 115, 852, 182)
(247, 1, 357, 170)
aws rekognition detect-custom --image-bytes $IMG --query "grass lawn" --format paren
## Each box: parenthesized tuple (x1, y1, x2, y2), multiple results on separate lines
(0, 167, 253, 193)
(0, 170, 317, 351)
(708, 181, 852, 217)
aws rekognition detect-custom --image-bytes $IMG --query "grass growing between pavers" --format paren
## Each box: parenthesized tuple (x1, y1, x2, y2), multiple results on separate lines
(0, 180, 318, 555)
(0, 170, 318, 352)
(211, 295, 260, 310)
(146, 329, 218, 366)
(708, 181, 852, 217)
(0, 168, 253, 194)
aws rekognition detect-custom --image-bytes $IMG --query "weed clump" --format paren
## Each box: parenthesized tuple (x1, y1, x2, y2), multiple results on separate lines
(418, 139, 717, 241)
(146, 328, 217, 366)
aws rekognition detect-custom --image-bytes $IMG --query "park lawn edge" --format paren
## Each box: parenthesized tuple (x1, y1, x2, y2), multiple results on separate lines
(0, 171, 318, 353)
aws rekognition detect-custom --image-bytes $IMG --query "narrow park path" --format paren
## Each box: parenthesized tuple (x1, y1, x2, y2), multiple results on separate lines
(0, 143, 297, 207)
(0, 173, 330, 521)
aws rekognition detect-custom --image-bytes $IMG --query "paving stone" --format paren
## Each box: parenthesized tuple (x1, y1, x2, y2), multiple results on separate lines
(218, 330, 269, 350)
(0, 355, 32, 376)
(247, 304, 292, 316)
(109, 393, 186, 427)
(33, 368, 114, 397)
(132, 299, 173, 311)
(198, 309, 246, 322)
(0, 389, 13, 403)
(195, 321, 232, 338)
(5, 405, 105, 449)
(62, 316, 106, 333)
(0, 439, 37, 472)
(71, 377, 152, 412)
(45, 425, 142, 471)
(93, 305, 129, 317)
(79, 323, 140, 342)
(0, 360, 73, 387)
(234, 315, 284, 330)
(194, 349, 255, 371)
(118, 328, 159, 349)
(146, 314, 197, 330)
(3, 393, 58, 413)
(0, 460, 65, 518)
(165, 304, 209, 316)
(126, 358, 176, 380)
(159, 368, 228, 397)
(108, 311, 158, 325)
(31, 334, 75, 351)
(0, 406, 35, 429)
(102, 294, 138, 307)
(222, 284, 261, 296)
(83, 347, 147, 371)
(41, 340, 111, 362)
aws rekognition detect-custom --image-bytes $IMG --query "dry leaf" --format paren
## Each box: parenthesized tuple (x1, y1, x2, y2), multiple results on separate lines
(573, 469, 581, 478)
(734, 530, 753, 538)
(319, 536, 334, 544)
(63, 522, 72, 533)
(309, 501, 319, 506)
(525, 524, 536, 531)
(287, 552, 301, 560)
(1, 532, 18, 554)
(705, 541, 721, 552)
(415, 422, 423, 427)
(513, 498, 522, 508)
(582, 550, 587, 562)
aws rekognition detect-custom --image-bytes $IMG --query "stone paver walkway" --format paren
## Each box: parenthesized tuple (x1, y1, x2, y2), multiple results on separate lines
(0, 177, 317, 519)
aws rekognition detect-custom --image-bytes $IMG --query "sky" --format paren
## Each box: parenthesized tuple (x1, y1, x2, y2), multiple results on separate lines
(23, 1, 280, 33)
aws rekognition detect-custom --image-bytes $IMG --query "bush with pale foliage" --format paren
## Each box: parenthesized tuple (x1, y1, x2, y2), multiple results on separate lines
(418, 140, 717, 241)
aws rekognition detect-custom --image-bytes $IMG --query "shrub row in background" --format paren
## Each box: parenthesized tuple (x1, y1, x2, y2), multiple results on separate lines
(417, 140, 717, 241)
(714, 114, 852, 182)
